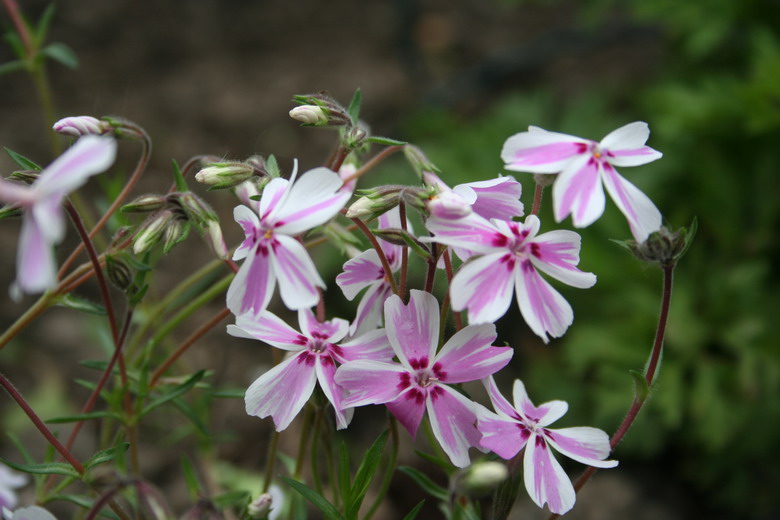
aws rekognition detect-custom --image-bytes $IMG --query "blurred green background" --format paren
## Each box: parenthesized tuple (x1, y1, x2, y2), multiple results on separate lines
(1, 0, 779, 518)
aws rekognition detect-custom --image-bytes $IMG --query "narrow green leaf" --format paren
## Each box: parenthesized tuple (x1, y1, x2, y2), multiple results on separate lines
(35, 3, 57, 46)
(50, 494, 93, 509)
(181, 456, 201, 499)
(413, 450, 453, 472)
(40, 42, 79, 69)
(347, 430, 388, 517)
(4, 148, 42, 171)
(0, 60, 25, 76)
(46, 411, 117, 424)
(171, 159, 189, 191)
(79, 360, 110, 371)
(0, 458, 80, 478)
(210, 388, 245, 399)
(347, 88, 362, 124)
(84, 443, 129, 470)
(366, 136, 407, 146)
(171, 397, 209, 435)
(338, 442, 351, 511)
(401, 500, 426, 520)
(3, 32, 26, 59)
(6, 433, 34, 464)
(398, 466, 448, 501)
(54, 293, 107, 316)
(280, 476, 344, 520)
(140, 370, 206, 417)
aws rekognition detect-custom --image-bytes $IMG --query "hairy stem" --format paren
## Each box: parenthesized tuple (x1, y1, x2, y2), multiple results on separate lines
(341, 146, 403, 187)
(351, 217, 399, 295)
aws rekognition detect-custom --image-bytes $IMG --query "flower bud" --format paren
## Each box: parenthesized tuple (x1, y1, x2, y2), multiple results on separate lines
(0, 203, 23, 219)
(245, 155, 269, 176)
(195, 162, 255, 190)
(133, 210, 175, 255)
(9, 170, 40, 185)
(289, 105, 328, 126)
(247, 493, 274, 519)
(204, 220, 228, 260)
(170, 192, 218, 227)
(162, 218, 190, 254)
(426, 190, 472, 219)
(291, 92, 352, 126)
(121, 194, 167, 214)
(105, 255, 133, 290)
(343, 125, 368, 150)
(404, 144, 441, 179)
(626, 220, 696, 267)
(345, 196, 375, 219)
(455, 461, 508, 498)
(52, 116, 110, 137)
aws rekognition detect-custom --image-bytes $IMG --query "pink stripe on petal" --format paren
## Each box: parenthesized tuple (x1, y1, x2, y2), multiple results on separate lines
(230, 312, 307, 351)
(544, 427, 618, 468)
(607, 146, 662, 167)
(35, 136, 117, 196)
(501, 131, 588, 173)
(0, 179, 35, 206)
(435, 324, 512, 383)
(477, 408, 528, 459)
(338, 328, 393, 362)
(462, 176, 525, 220)
(271, 234, 324, 311)
(528, 231, 596, 289)
(514, 260, 573, 343)
(316, 356, 351, 430)
(552, 156, 605, 228)
(386, 387, 427, 439)
(427, 385, 482, 467)
(15, 215, 57, 294)
(349, 282, 392, 337)
(523, 435, 576, 515)
(232, 205, 260, 261)
(384, 290, 439, 367)
(32, 194, 66, 244)
(274, 167, 350, 234)
(426, 213, 506, 254)
(298, 309, 348, 343)
(336, 249, 385, 300)
(245, 352, 317, 431)
(510, 380, 568, 426)
(258, 177, 290, 221)
(449, 252, 516, 324)
(226, 244, 276, 316)
(335, 360, 408, 407)
(483, 376, 518, 419)
(600, 164, 662, 242)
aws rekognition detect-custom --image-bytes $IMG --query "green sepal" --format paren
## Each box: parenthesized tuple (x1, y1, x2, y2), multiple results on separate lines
(171, 159, 189, 191)
(54, 293, 107, 316)
(347, 87, 362, 125)
(266, 154, 281, 178)
(366, 136, 407, 146)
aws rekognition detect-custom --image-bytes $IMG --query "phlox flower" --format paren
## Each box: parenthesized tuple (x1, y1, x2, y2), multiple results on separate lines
(426, 214, 595, 341)
(227, 163, 352, 316)
(335, 207, 404, 336)
(335, 290, 513, 467)
(0, 465, 26, 511)
(228, 308, 393, 431)
(501, 122, 662, 242)
(423, 171, 524, 221)
(478, 377, 617, 515)
(0, 136, 117, 297)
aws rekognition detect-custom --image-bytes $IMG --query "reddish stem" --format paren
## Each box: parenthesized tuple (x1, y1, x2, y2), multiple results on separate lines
(351, 217, 399, 295)
(531, 184, 544, 216)
(442, 250, 462, 330)
(340, 146, 403, 187)
(398, 201, 409, 301)
(330, 146, 350, 172)
(2, 0, 32, 56)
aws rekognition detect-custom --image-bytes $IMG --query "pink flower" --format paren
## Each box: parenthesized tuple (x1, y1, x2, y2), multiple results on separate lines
(228, 308, 393, 431)
(0, 136, 117, 297)
(227, 163, 352, 315)
(426, 214, 595, 342)
(478, 377, 617, 515)
(335, 207, 404, 336)
(335, 290, 513, 467)
(423, 171, 524, 222)
(0, 464, 26, 511)
(501, 122, 662, 242)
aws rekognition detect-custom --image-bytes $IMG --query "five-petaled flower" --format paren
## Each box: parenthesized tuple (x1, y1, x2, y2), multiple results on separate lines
(426, 214, 595, 341)
(335, 290, 513, 467)
(478, 377, 617, 515)
(0, 136, 117, 298)
(501, 122, 662, 242)
(229, 308, 393, 431)
(227, 162, 352, 316)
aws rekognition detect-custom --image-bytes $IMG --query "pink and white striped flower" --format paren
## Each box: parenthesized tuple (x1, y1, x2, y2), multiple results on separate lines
(335, 208, 404, 336)
(0, 136, 117, 297)
(423, 171, 524, 222)
(501, 122, 662, 242)
(426, 214, 595, 341)
(228, 308, 393, 431)
(227, 163, 352, 316)
(478, 377, 617, 515)
(335, 290, 513, 467)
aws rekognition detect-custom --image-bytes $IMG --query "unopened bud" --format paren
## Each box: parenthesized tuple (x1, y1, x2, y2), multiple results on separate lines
(247, 493, 274, 519)
(204, 220, 228, 259)
(426, 190, 472, 219)
(455, 461, 508, 498)
(162, 218, 190, 254)
(289, 105, 328, 126)
(404, 144, 441, 179)
(121, 194, 167, 214)
(105, 255, 133, 290)
(133, 210, 175, 255)
(245, 155, 269, 175)
(0, 203, 23, 219)
(9, 170, 39, 184)
(628, 222, 695, 267)
(170, 192, 217, 227)
(195, 162, 255, 190)
(291, 92, 352, 126)
(343, 125, 368, 150)
(52, 116, 110, 137)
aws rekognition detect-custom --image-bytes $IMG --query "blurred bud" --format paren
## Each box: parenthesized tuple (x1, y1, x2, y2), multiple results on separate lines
(52, 115, 110, 137)
(105, 255, 133, 290)
(345, 196, 375, 218)
(533, 173, 557, 187)
(171, 192, 218, 227)
(455, 461, 508, 498)
(8, 170, 39, 184)
(195, 162, 255, 190)
(422, 170, 449, 191)
(247, 493, 274, 519)
(133, 210, 176, 255)
(110, 226, 133, 249)
(426, 190, 472, 219)
(289, 105, 328, 126)
(234, 178, 263, 207)
(162, 218, 190, 254)
(343, 125, 368, 150)
(121, 194, 167, 214)
(0, 203, 22, 219)
(204, 220, 228, 260)
(627, 221, 696, 267)
(245, 155, 269, 176)
(404, 144, 441, 179)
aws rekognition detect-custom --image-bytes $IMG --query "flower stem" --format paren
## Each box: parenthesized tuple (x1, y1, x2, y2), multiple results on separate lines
(341, 145, 403, 187)
(546, 263, 675, 520)
(330, 146, 349, 172)
(351, 217, 399, 295)
(262, 431, 280, 494)
(364, 415, 399, 520)
(442, 250, 463, 330)
(531, 184, 544, 216)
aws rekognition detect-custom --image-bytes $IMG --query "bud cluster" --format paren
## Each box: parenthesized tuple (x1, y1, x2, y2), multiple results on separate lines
(627, 221, 696, 267)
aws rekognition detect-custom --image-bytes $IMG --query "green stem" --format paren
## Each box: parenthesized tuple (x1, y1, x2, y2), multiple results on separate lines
(364, 415, 399, 520)
(340, 146, 403, 187)
(262, 431, 280, 494)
